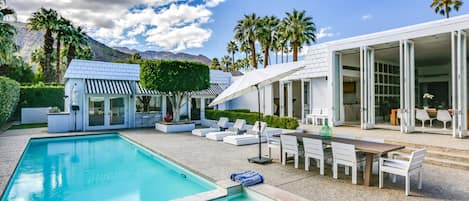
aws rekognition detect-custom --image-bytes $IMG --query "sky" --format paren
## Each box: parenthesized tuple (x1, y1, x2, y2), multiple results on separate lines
(8, 0, 469, 59)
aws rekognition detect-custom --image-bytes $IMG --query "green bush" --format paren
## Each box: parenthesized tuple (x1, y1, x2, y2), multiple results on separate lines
(13, 83, 65, 120)
(206, 110, 299, 129)
(225, 109, 251, 113)
(0, 77, 20, 126)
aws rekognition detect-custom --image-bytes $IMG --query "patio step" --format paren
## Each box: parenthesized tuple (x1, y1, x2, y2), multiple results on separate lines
(393, 146, 469, 171)
(385, 140, 469, 155)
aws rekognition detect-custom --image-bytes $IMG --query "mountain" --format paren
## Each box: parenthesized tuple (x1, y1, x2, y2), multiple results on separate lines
(113, 47, 211, 65)
(12, 22, 212, 67)
(12, 22, 130, 64)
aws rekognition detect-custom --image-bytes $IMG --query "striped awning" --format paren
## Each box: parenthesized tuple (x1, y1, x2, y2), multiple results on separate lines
(192, 83, 226, 97)
(136, 82, 160, 95)
(85, 79, 132, 94)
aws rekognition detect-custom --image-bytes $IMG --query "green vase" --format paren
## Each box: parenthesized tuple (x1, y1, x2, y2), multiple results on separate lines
(319, 120, 332, 140)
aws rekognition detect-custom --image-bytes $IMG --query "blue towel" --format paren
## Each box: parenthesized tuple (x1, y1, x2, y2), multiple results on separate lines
(229, 171, 264, 187)
(240, 174, 264, 187)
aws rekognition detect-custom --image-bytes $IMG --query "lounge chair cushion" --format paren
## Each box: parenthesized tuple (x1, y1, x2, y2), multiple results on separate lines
(192, 127, 220, 137)
(206, 131, 237, 141)
(223, 135, 266, 146)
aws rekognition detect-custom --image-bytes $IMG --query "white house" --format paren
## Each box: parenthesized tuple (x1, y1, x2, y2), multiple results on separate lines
(230, 14, 469, 138)
(48, 60, 231, 132)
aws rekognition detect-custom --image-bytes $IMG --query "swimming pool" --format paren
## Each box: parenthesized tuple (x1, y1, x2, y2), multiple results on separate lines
(1, 134, 217, 201)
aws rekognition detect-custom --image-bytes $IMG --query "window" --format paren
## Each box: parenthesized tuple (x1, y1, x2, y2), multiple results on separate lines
(136, 96, 162, 112)
(205, 98, 215, 110)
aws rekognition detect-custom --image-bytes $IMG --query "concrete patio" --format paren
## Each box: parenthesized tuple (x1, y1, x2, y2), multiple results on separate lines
(1, 127, 469, 200)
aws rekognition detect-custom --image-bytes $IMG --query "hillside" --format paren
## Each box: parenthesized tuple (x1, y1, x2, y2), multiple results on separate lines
(12, 22, 212, 67)
(113, 47, 211, 65)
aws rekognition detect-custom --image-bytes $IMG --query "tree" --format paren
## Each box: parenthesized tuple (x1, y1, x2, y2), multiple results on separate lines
(63, 25, 88, 66)
(234, 13, 261, 68)
(283, 9, 316, 62)
(221, 55, 232, 72)
(140, 60, 210, 122)
(258, 15, 279, 67)
(0, 4, 16, 65)
(54, 17, 71, 82)
(226, 40, 238, 67)
(2, 56, 34, 83)
(27, 8, 59, 83)
(431, 0, 463, 18)
(131, 52, 142, 61)
(209, 58, 221, 70)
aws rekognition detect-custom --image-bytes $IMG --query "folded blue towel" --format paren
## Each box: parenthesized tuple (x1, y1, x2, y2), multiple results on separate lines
(240, 174, 263, 186)
(230, 171, 264, 187)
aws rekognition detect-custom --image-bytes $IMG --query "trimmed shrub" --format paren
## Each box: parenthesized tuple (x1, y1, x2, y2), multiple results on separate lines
(12, 83, 65, 120)
(225, 109, 251, 113)
(206, 110, 299, 129)
(0, 77, 20, 126)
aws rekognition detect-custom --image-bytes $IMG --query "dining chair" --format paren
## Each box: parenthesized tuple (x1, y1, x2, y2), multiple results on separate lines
(436, 110, 452, 129)
(379, 149, 427, 196)
(319, 108, 329, 125)
(416, 109, 435, 128)
(397, 109, 402, 125)
(280, 135, 302, 168)
(331, 142, 361, 184)
(303, 138, 330, 175)
(307, 108, 322, 125)
(266, 130, 282, 160)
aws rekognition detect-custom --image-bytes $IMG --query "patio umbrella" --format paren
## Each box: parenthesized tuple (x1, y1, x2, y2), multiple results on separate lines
(209, 61, 306, 164)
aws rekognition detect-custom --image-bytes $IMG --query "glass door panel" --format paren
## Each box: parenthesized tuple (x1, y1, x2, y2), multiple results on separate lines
(89, 97, 105, 126)
(110, 97, 125, 125)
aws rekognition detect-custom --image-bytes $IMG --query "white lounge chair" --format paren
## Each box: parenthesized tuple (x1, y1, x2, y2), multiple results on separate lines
(206, 119, 246, 141)
(223, 121, 267, 146)
(379, 149, 426, 196)
(192, 117, 229, 137)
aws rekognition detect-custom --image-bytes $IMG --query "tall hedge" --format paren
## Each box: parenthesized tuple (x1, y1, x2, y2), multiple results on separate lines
(19, 83, 64, 109)
(0, 77, 20, 126)
(205, 109, 299, 129)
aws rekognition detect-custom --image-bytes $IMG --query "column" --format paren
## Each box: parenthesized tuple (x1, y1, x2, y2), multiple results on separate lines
(360, 46, 375, 129)
(287, 81, 293, 117)
(400, 40, 415, 133)
(452, 30, 467, 138)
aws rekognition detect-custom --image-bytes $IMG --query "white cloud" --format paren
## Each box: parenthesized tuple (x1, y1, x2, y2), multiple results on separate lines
(316, 27, 336, 39)
(205, 0, 225, 7)
(10, 0, 224, 51)
(361, 14, 372, 21)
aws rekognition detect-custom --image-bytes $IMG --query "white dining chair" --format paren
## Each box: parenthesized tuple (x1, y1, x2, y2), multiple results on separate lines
(416, 109, 435, 128)
(335, 134, 356, 139)
(307, 108, 322, 125)
(436, 110, 452, 129)
(266, 130, 282, 160)
(318, 108, 329, 125)
(303, 138, 330, 175)
(397, 109, 402, 125)
(281, 135, 302, 168)
(331, 142, 361, 184)
(379, 149, 427, 196)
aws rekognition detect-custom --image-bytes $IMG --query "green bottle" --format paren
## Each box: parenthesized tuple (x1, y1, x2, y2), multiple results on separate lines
(319, 119, 332, 140)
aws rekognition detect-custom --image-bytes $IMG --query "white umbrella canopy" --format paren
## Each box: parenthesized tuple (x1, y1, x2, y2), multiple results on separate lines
(209, 61, 306, 107)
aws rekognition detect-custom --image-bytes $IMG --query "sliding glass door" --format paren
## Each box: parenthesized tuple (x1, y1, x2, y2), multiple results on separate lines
(87, 95, 127, 130)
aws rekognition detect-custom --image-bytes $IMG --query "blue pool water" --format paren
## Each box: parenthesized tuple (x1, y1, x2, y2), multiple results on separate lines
(1, 134, 217, 201)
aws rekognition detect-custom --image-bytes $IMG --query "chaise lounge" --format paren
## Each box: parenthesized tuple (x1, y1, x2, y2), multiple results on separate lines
(223, 121, 267, 146)
(192, 117, 229, 137)
(206, 119, 246, 141)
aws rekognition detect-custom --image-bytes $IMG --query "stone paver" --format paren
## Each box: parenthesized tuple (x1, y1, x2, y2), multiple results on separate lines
(0, 128, 468, 201)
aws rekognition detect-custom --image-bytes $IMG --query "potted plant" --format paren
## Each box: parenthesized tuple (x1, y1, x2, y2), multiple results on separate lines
(422, 93, 434, 110)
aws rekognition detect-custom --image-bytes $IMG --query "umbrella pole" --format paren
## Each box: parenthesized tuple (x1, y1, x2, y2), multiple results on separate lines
(248, 84, 272, 164)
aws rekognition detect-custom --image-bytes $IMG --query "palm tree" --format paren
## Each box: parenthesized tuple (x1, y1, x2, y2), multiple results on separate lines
(283, 9, 316, 62)
(239, 40, 251, 63)
(27, 8, 59, 83)
(221, 55, 232, 72)
(54, 17, 71, 82)
(63, 25, 88, 66)
(430, 0, 463, 18)
(258, 15, 279, 67)
(226, 40, 238, 67)
(0, 4, 16, 67)
(234, 13, 261, 68)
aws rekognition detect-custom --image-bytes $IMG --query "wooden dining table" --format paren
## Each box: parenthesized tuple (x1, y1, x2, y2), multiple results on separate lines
(272, 133, 405, 186)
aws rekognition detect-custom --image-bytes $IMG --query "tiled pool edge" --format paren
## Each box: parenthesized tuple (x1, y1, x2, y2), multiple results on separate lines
(0, 138, 31, 200)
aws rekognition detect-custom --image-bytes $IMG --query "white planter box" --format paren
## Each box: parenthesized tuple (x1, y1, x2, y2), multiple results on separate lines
(155, 122, 195, 133)
(48, 113, 72, 133)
